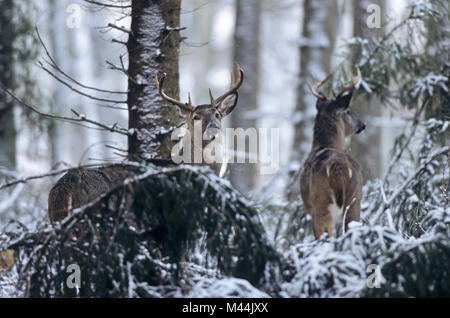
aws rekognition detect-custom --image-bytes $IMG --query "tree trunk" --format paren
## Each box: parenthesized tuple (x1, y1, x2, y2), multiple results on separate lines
(351, 0, 385, 180)
(286, 0, 339, 201)
(229, 0, 261, 194)
(127, 0, 183, 161)
(0, 0, 17, 170)
(292, 0, 339, 162)
(0, 107, 15, 170)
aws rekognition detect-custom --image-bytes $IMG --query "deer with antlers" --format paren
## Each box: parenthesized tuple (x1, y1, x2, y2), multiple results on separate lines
(300, 68, 365, 239)
(155, 63, 244, 176)
(47, 64, 243, 223)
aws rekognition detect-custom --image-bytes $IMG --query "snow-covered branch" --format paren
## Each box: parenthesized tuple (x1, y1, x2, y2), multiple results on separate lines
(375, 146, 450, 222)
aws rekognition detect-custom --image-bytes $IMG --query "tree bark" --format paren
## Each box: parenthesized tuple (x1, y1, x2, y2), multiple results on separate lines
(0, 0, 17, 170)
(127, 0, 183, 161)
(0, 107, 15, 170)
(229, 0, 261, 194)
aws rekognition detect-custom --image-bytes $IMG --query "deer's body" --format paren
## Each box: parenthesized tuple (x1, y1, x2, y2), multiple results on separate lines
(48, 165, 138, 222)
(300, 70, 365, 239)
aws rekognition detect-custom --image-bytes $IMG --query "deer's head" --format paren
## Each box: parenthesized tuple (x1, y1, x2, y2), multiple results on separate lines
(155, 63, 243, 142)
(309, 68, 366, 139)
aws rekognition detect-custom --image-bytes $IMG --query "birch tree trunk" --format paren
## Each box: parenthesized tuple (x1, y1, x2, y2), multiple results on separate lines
(127, 0, 183, 161)
(229, 0, 261, 194)
(351, 0, 385, 180)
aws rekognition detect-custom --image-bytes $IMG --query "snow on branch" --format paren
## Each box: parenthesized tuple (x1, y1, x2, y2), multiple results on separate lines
(374, 146, 449, 222)
(2, 165, 280, 297)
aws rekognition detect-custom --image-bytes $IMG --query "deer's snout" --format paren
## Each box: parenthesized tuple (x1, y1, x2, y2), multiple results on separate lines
(356, 122, 366, 134)
(207, 122, 220, 130)
(205, 126, 220, 140)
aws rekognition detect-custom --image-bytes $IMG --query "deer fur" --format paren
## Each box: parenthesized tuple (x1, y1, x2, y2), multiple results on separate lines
(48, 165, 138, 222)
(177, 94, 238, 175)
(155, 63, 243, 176)
(300, 91, 365, 239)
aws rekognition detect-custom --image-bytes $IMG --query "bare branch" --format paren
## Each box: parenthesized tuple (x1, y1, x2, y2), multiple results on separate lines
(106, 144, 128, 153)
(38, 61, 127, 104)
(106, 60, 139, 85)
(107, 23, 131, 34)
(112, 38, 128, 46)
(83, 0, 131, 9)
(35, 27, 127, 95)
(0, 164, 112, 191)
(0, 82, 130, 136)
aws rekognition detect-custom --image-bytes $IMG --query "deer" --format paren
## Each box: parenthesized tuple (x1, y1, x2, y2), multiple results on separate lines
(154, 63, 243, 176)
(47, 64, 243, 223)
(299, 68, 365, 239)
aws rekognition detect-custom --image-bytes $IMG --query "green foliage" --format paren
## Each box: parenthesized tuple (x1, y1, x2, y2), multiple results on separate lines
(7, 166, 280, 297)
(343, 0, 449, 116)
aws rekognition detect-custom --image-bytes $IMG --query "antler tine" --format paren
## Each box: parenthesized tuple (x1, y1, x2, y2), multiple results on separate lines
(212, 62, 244, 105)
(337, 67, 361, 97)
(230, 69, 235, 88)
(154, 72, 195, 111)
(209, 88, 215, 105)
(308, 73, 331, 100)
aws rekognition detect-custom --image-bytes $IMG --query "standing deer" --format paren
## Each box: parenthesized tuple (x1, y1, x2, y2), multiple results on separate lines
(300, 69, 365, 239)
(154, 63, 243, 176)
(48, 64, 243, 223)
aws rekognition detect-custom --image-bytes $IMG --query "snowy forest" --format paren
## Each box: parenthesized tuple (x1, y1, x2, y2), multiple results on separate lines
(0, 0, 448, 298)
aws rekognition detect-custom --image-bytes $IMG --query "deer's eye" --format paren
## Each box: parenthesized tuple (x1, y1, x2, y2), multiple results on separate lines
(193, 115, 201, 120)
(215, 113, 220, 119)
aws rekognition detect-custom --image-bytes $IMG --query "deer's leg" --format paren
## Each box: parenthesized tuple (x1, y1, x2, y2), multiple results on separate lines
(343, 197, 361, 232)
(312, 211, 333, 239)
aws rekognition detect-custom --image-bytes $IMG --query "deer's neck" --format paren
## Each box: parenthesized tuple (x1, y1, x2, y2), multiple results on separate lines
(311, 116, 346, 152)
(189, 130, 223, 165)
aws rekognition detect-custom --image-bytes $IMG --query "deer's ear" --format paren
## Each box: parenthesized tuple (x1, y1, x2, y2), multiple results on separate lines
(334, 91, 353, 109)
(217, 92, 238, 116)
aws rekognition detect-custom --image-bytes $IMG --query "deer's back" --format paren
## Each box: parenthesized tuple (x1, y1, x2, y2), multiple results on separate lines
(300, 148, 362, 213)
(48, 165, 138, 222)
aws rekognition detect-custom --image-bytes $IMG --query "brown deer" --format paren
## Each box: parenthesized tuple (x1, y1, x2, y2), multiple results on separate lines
(300, 69, 365, 239)
(48, 64, 243, 223)
(154, 63, 243, 176)
(48, 165, 140, 222)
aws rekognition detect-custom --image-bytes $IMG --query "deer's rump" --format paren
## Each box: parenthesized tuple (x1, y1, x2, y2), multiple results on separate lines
(300, 149, 363, 236)
(48, 165, 140, 222)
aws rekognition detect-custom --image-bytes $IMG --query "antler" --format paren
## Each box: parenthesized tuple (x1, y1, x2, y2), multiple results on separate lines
(154, 72, 195, 112)
(307, 73, 331, 100)
(337, 68, 361, 97)
(209, 62, 244, 106)
(307, 68, 361, 100)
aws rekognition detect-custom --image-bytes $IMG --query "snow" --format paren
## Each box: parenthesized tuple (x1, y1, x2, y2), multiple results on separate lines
(186, 277, 270, 298)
